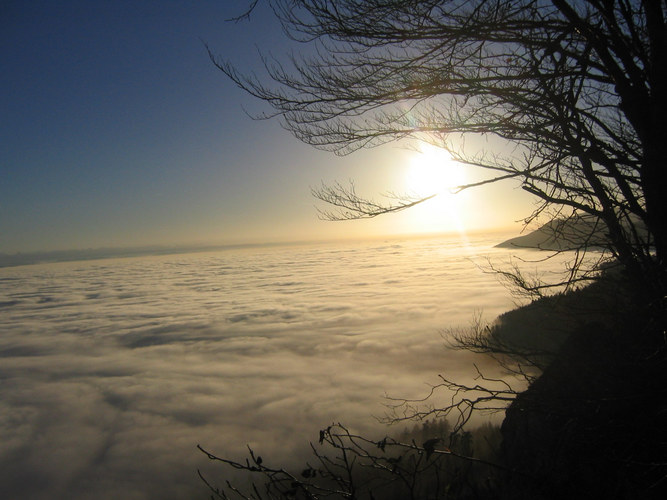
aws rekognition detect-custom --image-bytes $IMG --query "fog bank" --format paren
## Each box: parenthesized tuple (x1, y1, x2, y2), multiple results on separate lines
(0, 235, 563, 499)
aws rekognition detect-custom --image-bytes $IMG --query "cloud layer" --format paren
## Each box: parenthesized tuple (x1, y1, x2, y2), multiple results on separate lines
(0, 235, 562, 499)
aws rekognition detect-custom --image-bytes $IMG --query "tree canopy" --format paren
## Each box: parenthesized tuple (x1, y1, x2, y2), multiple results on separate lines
(210, 0, 666, 299)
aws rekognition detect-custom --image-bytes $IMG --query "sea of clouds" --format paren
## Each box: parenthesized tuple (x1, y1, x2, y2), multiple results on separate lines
(0, 234, 569, 499)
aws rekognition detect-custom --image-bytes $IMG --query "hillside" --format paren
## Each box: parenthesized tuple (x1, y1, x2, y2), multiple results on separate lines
(495, 216, 609, 250)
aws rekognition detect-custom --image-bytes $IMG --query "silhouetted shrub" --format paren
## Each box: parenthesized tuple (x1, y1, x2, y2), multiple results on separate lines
(199, 419, 503, 499)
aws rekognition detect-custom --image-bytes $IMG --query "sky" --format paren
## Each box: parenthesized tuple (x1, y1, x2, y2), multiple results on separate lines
(1, 0, 535, 254)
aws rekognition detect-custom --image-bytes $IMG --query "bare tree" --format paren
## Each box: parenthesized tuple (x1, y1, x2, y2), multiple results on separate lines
(209, 0, 666, 299)
(204, 2, 667, 496)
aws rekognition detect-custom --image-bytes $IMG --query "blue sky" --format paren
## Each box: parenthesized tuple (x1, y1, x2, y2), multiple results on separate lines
(1, 1, 532, 254)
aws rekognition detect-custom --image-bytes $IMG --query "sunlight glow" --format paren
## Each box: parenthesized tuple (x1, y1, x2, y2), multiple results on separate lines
(402, 144, 468, 235)
(406, 144, 466, 196)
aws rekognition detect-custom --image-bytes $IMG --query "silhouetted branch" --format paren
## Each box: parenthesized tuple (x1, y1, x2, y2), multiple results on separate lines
(382, 363, 520, 433)
(198, 421, 518, 500)
(311, 181, 435, 221)
(225, 0, 260, 23)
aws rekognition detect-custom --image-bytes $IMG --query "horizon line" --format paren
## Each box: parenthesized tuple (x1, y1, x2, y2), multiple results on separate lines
(0, 228, 518, 268)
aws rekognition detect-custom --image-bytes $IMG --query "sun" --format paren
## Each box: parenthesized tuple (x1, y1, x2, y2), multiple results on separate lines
(402, 144, 469, 234)
(405, 144, 466, 196)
